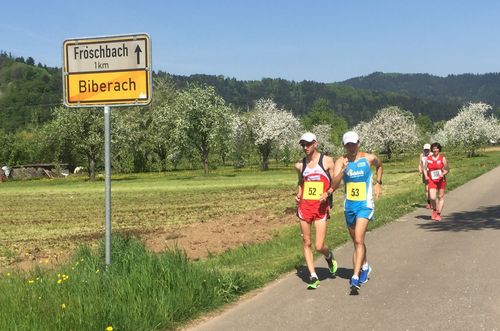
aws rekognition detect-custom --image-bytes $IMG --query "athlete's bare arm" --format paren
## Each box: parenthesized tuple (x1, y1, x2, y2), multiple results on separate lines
(424, 158, 430, 181)
(295, 162, 304, 204)
(442, 156, 449, 177)
(319, 155, 335, 203)
(331, 156, 348, 191)
(366, 153, 383, 199)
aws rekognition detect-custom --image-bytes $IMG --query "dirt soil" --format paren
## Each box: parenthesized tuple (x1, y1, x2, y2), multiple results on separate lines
(4, 208, 297, 272)
(142, 208, 297, 260)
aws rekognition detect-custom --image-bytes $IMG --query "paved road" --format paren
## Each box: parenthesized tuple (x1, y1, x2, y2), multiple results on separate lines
(187, 166, 500, 331)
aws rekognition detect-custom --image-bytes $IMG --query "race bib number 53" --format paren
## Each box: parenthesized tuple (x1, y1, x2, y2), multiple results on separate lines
(346, 182, 366, 201)
(303, 181, 324, 200)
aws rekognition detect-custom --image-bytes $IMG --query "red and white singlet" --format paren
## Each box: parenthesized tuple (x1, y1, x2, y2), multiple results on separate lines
(297, 154, 331, 223)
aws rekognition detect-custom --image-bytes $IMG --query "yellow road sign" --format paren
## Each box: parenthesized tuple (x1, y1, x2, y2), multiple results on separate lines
(63, 33, 152, 107)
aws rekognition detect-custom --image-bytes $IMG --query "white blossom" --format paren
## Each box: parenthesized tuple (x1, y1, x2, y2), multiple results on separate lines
(353, 106, 419, 158)
(311, 124, 342, 156)
(435, 102, 499, 156)
(247, 98, 301, 169)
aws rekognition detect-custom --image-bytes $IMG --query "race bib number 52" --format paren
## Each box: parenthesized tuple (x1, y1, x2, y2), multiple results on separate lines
(346, 182, 366, 201)
(303, 181, 324, 200)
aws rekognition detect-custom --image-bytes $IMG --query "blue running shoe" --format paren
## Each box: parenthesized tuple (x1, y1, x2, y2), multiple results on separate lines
(359, 265, 372, 284)
(350, 276, 360, 294)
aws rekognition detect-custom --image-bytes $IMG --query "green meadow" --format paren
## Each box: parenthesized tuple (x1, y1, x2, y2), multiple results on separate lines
(0, 151, 499, 331)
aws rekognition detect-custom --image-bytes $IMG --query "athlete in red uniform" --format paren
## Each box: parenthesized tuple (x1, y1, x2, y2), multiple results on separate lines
(425, 142, 449, 221)
(295, 132, 337, 289)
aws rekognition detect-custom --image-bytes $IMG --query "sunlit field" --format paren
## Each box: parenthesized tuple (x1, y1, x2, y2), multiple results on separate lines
(0, 168, 296, 267)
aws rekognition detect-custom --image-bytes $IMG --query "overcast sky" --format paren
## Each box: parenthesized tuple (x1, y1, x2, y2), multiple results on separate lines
(1, 0, 499, 83)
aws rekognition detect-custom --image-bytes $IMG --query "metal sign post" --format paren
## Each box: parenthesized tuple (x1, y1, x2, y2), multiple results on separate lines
(104, 106, 112, 266)
(62, 33, 152, 266)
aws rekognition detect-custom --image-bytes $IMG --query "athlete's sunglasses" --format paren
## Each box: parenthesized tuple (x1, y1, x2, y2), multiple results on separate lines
(300, 141, 314, 147)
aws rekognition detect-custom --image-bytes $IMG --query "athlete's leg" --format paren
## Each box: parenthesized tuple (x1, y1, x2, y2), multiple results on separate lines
(429, 188, 437, 209)
(437, 189, 445, 213)
(426, 183, 431, 206)
(299, 220, 315, 276)
(348, 234, 367, 272)
(349, 218, 369, 278)
(313, 219, 329, 256)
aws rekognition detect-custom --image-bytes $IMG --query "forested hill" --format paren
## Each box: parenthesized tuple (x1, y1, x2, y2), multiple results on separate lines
(1, 50, 494, 132)
(0, 52, 62, 132)
(340, 72, 500, 107)
(161, 72, 456, 124)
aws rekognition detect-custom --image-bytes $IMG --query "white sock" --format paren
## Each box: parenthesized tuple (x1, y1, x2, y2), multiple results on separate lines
(310, 272, 318, 279)
(352, 275, 359, 280)
(362, 263, 369, 270)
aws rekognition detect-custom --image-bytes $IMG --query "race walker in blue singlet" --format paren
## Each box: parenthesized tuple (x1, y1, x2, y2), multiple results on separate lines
(343, 152, 374, 227)
(331, 131, 383, 294)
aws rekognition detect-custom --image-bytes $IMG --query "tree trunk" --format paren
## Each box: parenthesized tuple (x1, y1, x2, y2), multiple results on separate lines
(260, 143, 271, 171)
(386, 145, 392, 160)
(201, 144, 209, 175)
(87, 156, 96, 181)
(203, 153, 209, 174)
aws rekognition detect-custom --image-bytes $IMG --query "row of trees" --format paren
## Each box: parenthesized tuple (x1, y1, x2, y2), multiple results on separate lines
(1, 77, 498, 180)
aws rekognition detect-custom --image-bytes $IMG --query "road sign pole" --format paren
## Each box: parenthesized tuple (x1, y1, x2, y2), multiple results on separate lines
(104, 106, 112, 266)
(62, 33, 152, 267)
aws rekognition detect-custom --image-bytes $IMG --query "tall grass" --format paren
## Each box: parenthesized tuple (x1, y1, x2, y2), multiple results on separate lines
(0, 237, 254, 331)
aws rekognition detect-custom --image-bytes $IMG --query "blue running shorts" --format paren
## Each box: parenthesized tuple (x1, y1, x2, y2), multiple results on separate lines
(344, 207, 374, 227)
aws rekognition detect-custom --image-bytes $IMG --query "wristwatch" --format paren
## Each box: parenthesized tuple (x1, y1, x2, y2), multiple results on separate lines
(376, 180, 382, 185)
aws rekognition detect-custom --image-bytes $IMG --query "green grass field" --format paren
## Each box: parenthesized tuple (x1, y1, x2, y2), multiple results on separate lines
(0, 151, 499, 330)
(0, 169, 295, 267)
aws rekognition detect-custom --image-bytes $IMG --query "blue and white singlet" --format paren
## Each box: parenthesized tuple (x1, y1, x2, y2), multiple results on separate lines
(343, 153, 374, 211)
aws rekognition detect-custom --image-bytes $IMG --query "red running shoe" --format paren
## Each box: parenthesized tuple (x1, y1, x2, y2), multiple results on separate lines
(431, 210, 437, 220)
(434, 213, 442, 221)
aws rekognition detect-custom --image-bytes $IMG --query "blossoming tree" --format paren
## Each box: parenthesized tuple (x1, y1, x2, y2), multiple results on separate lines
(311, 124, 341, 156)
(247, 99, 301, 170)
(174, 84, 231, 174)
(433, 102, 499, 156)
(353, 106, 419, 159)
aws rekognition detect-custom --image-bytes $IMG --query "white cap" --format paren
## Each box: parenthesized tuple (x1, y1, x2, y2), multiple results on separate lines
(342, 131, 359, 145)
(423, 143, 431, 150)
(299, 132, 317, 143)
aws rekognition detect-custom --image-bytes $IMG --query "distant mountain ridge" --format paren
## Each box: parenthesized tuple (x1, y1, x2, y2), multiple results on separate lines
(161, 72, 457, 124)
(340, 72, 500, 106)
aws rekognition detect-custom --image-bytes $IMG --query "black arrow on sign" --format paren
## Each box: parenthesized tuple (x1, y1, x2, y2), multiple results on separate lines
(134, 45, 142, 65)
